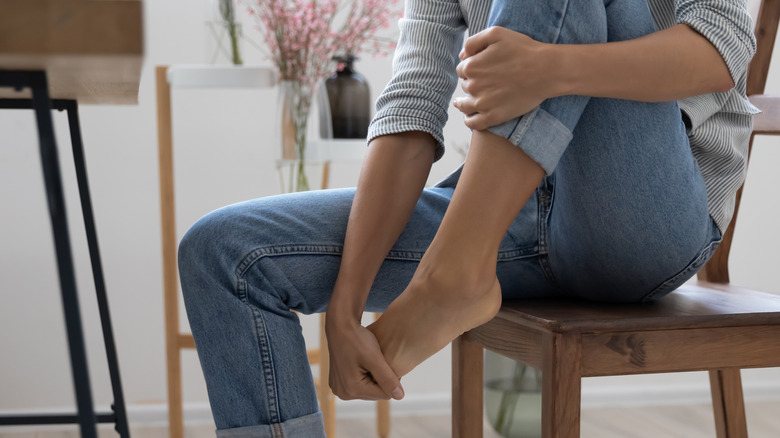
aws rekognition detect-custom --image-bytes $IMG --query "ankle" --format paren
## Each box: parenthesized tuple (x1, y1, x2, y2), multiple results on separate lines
(413, 261, 498, 303)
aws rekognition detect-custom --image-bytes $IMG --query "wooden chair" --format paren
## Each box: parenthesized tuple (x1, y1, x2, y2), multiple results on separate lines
(452, 0, 780, 437)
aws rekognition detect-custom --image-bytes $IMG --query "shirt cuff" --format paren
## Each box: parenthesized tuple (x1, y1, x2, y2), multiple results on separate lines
(678, 9, 756, 84)
(367, 111, 446, 162)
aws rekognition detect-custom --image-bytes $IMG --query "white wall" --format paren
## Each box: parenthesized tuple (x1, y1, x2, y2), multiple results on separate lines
(1, 0, 779, 423)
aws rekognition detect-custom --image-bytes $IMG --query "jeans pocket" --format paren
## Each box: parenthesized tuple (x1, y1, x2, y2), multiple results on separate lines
(640, 233, 722, 303)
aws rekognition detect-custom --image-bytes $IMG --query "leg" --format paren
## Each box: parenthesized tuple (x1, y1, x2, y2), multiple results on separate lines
(452, 334, 484, 438)
(65, 100, 130, 438)
(369, 0, 610, 377)
(156, 65, 185, 438)
(546, 0, 721, 300)
(180, 187, 481, 435)
(710, 369, 748, 438)
(29, 72, 98, 438)
(541, 333, 582, 438)
(374, 314, 391, 438)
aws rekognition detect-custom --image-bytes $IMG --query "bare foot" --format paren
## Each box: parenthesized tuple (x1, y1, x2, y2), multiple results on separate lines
(368, 265, 502, 377)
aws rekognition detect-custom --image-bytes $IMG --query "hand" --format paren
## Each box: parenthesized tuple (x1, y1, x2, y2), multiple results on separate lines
(325, 317, 405, 401)
(454, 26, 559, 131)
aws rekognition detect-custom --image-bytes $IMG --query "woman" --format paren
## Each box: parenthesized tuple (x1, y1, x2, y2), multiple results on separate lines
(178, 0, 758, 436)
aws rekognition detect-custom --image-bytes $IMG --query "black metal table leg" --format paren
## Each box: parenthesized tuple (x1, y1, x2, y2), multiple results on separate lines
(28, 71, 98, 438)
(0, 71, 129, 437)
(63, 100, 130, 438)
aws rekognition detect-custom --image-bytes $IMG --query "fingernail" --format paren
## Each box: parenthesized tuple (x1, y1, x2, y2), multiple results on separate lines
(392, 387, 404, 400)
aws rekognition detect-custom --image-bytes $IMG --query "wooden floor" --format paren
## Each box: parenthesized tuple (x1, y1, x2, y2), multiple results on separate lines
(1, 401, 778, 437)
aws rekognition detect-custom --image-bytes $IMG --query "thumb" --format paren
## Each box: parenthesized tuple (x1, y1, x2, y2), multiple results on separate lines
(367, 355, 405, 400)
(460, 26, 502, 59)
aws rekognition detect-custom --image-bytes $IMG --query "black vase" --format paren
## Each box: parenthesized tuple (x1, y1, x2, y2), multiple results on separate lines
(325, 55, 371, 139)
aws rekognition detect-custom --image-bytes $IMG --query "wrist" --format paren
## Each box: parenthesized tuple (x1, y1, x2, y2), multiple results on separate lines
(546, 43, 583, 98)
(324, 304, 362, 332)
(328, 279, 369, 323)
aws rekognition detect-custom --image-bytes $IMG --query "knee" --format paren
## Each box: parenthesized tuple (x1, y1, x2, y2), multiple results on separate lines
(488, 0, 607, 45)
(178, 206, 242, 292)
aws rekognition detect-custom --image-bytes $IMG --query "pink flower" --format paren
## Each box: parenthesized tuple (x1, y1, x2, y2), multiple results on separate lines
(245, 0, 401, 86)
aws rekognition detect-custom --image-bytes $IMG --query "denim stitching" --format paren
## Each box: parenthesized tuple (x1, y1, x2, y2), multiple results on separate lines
(236, 244, 345, 277)
(508, 107, 539, 145)
(236, 277, 282, 425)
(235, 242, 538, 271)
(537, 177, 558, 285)
(552, 0, 571, 45)
(640, 238, 722, 302)
(506, 0, 569, 147)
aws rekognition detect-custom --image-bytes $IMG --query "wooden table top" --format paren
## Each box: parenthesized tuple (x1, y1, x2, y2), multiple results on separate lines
(0, 0, 143, 104)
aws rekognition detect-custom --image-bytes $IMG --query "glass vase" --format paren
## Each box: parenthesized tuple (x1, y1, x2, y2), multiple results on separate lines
(324, 54, 371, 138)
(484, 350, 543, 438)
(277, 80, 331, 192)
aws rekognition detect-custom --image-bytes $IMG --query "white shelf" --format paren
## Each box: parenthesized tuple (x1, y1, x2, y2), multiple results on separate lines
(167, 65, 276, 89)
(166, 64, 367, 164)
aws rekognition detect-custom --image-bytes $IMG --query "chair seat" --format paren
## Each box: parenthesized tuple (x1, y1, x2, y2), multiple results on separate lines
(467, 281, 780, 378)
(496, 281, 780, 333)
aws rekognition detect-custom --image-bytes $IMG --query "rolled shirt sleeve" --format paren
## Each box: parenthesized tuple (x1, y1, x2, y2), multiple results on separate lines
(675, 0, 757, 84)
(367, 0, 467, 161)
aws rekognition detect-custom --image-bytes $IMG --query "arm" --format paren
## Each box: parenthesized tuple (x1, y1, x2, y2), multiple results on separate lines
(329, 132, 435, 322)
(325, 132, 434, 401)
(556, 24, 733, 102)
(563, 0, 757, 101)
(325, 0, 466, 401)
(455, 0, 756, 130)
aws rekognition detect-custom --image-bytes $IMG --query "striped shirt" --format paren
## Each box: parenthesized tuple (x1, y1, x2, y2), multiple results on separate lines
(367, 0, 760, 233)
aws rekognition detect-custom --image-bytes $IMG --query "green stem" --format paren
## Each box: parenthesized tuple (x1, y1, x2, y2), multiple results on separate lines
(228, 22, 242, 65)
(495, 363, 527, 435)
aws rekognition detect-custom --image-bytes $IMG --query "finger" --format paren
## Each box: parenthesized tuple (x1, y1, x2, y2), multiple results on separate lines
(460, 78, 470, 94)
(461, 26, 503, 59)
(453, 97, 478, 116)
(456, 60, 466, 79)
(333, 375, 387, 401)
(464, 112, 492, 132)
(366, 356, 404, 400)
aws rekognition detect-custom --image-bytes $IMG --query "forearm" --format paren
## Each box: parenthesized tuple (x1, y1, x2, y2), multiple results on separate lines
(553, 24, 734, 102)
(328, 132, 435, 323)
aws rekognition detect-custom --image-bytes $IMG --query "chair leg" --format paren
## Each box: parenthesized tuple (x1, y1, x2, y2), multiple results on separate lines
(542, 333, 582, 438)
(319, 314, 336, 437)
(452, 333, 484, 438)
(374, 313, 391, 438)
(376, 399, 390, 438)
(710, 369, 748, 438)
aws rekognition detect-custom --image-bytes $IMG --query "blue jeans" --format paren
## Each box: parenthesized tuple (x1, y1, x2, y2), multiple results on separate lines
(178, 0, 722, 436)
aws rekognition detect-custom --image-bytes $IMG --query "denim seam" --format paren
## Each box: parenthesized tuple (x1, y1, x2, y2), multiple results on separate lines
(236, 277, 282, 426)
(537, 178, 558, 286)
(234, 243, 539, 270)
(503, 0, 570, 170)
(640, 238, 722, 303)
(236, 244, 346, 277)
(552, 0, 571, 44)
(507, 107, 539, 145)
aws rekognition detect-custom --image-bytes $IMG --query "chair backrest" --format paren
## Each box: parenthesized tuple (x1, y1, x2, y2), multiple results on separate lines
(697, 0, 780, 283)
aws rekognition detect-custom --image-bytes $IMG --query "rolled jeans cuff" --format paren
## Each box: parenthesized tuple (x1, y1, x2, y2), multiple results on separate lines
(215, 412, 325, 438)
(487, 107, 573, 175)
